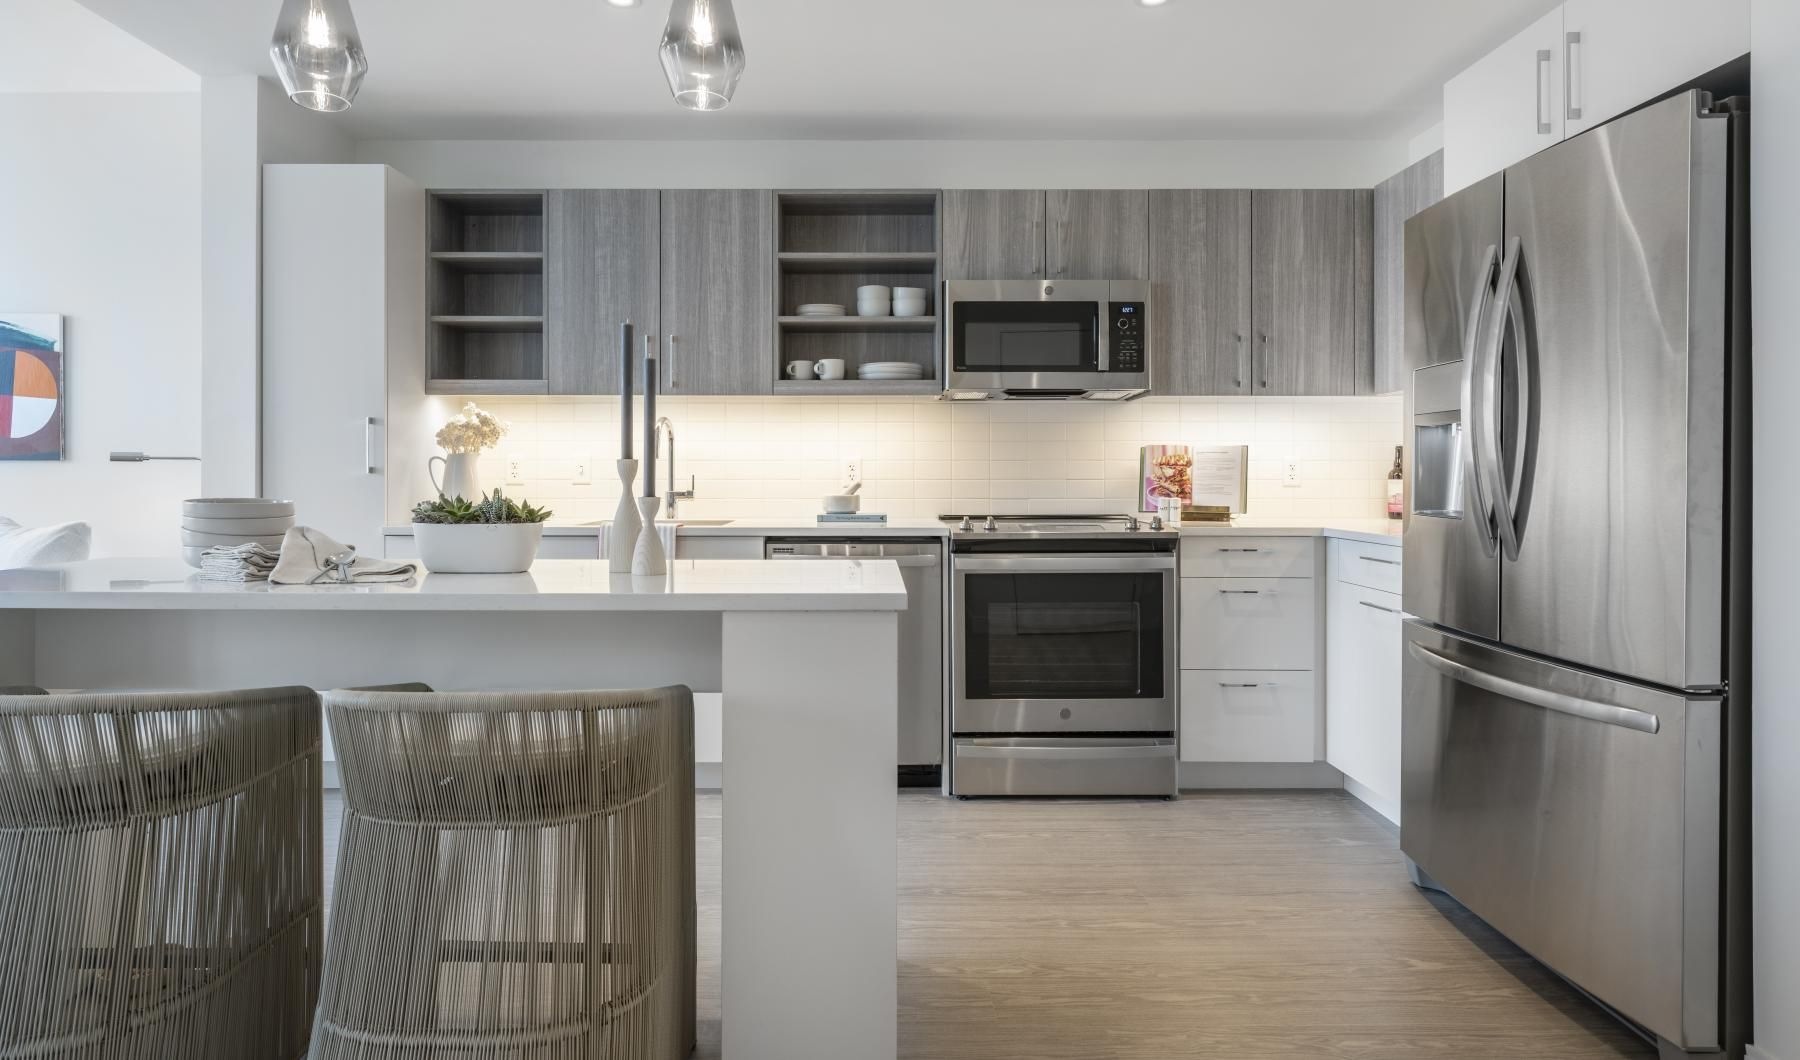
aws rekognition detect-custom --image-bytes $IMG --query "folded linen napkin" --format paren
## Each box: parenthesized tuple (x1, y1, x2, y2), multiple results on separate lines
(197, 542, 280, 583)
(269, 527, 418, 585)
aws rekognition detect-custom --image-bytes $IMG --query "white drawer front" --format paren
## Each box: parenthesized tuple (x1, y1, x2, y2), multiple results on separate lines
(1180, 670, 1319, 763)
(1180, 536, 1315, 579)
(1180, 578, 1317, 670)
(1333, 540, 1402, 594)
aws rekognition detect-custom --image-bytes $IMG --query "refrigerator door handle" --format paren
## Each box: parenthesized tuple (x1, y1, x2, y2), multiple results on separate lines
(1460, 244, 1501, 557)
(1407, 641, 1661, 734)
(1481, 236, 1530, 562)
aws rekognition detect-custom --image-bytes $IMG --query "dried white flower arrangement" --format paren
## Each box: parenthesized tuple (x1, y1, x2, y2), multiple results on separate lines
(435, 402, 508, 454)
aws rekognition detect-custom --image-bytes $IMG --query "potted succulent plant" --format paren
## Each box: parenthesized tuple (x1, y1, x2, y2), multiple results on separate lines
(411, 489, 554, 574)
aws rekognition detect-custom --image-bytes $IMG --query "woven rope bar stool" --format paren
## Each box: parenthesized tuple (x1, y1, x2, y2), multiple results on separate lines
(0, 685, 325, 1059)
(313, 686, 696, 1060)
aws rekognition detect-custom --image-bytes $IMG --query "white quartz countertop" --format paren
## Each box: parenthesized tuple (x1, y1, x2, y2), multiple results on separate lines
(0, 558, 909, 613)
(384, 518, 952, 539)
(385, 517, 1402, 544)
(1177, 520, 1404, 548)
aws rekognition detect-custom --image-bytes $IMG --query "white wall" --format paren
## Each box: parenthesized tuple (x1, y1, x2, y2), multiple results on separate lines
(1750, 5, 1798, 1059)
(438, 395, 1402, 525)
(357, 137, 1411, 190)
(0, 93, 201, 556)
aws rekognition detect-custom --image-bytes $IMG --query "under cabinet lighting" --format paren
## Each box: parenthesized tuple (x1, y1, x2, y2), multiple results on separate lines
(606, 0, 641, 6)
(1139, 0, 1169, 6)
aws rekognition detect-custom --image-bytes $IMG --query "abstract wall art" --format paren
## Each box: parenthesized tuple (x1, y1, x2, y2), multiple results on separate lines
(0, 316, 64, 461)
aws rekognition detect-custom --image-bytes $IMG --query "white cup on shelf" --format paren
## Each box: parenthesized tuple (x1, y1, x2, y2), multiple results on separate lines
(785, 360, 817, 381)
(814, 358, 847, 380)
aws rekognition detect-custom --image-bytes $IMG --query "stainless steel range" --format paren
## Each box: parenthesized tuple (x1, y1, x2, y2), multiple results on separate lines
(942, 514, 1179, 798)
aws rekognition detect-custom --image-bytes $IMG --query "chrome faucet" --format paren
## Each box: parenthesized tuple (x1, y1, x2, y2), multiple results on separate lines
(654, 417, 696, 518)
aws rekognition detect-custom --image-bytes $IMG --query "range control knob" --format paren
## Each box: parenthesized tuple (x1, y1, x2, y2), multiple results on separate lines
(1150, 514, 1165, 531)
(958, 516, 973, 532)
(984, 515, 999, 533)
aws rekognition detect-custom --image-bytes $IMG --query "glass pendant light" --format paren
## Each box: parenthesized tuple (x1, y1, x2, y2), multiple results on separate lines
(269, 0, 368, 113)
(658, 0, 746, 111)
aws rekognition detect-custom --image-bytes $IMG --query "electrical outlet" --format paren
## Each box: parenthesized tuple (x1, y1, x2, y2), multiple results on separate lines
(568, 456, 592, 486)
(505, 456, 526, 486)
(843, 457, 862, 486)
(1283, 462, 1302, 488)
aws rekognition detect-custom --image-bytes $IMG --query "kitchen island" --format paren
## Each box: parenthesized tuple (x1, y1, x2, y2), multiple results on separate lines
(0, 557, 905, 1060)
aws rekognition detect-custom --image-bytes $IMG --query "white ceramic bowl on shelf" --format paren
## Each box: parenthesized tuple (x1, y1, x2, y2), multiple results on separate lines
(822, 495, 862, 514)
(181, 514, 296, 536)
(180, 530, 288, 550)
(892, 298, 927, 317)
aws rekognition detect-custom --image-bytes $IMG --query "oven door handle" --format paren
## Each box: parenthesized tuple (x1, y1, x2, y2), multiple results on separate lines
(952, 554, 1176, 573)
(956, 739, 1177, 760)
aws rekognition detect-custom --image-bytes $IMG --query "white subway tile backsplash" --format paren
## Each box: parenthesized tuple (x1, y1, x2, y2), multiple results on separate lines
(445, 395, 1403, 521)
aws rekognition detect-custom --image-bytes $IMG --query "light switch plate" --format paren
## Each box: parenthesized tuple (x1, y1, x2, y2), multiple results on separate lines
(568, 456, 592, 486)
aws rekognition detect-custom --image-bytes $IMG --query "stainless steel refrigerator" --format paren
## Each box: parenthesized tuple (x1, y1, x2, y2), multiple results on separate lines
(1401, 90, 1751, 1059)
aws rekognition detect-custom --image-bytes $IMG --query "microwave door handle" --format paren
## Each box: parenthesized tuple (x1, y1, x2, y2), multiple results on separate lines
(1096, 305, 1109, 372)
(1461, 244, 1501, 558)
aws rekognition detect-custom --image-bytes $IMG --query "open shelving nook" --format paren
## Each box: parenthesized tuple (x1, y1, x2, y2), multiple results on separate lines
(427, 191, 549, 395)
(772, 191, 942, 395)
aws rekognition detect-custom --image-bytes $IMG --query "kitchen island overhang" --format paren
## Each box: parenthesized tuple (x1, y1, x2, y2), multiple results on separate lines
(0, 557, 904, 1060)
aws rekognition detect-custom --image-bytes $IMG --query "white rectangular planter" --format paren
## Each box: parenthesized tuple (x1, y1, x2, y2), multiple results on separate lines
(412, 522, 544, 573)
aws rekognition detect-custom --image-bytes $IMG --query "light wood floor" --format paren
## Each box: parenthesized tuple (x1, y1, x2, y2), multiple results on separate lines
(325, 790, 1655, 1060)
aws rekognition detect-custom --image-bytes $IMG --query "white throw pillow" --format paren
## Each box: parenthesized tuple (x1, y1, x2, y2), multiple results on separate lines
(0, 517, 92, 568)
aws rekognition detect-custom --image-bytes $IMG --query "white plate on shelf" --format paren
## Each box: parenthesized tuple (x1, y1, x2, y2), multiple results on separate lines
(796, 304, 846, 316)
(861, 362, 923, 373)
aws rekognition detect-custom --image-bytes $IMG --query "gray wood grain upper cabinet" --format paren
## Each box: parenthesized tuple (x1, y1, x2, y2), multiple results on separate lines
(1147, 190, 1253, 396)
(658, 189, 773, 395)
(1250, 189, 1371, 397)
(1046, 190, 1149, 279)
(544, 189, 660, 395)
(1369, 151, 1443, 394)
(941, 190, 1046, 280)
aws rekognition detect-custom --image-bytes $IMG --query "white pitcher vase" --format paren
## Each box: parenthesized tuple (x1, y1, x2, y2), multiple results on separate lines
(429, 452, 482, 501)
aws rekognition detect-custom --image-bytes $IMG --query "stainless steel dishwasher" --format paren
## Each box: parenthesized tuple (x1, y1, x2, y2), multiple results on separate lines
(765, 538, 945, 786)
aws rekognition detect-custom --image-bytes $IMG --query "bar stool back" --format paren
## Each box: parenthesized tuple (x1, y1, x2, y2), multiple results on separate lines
(313, 686, 696, 1060)
(0, 686, 324, 1058)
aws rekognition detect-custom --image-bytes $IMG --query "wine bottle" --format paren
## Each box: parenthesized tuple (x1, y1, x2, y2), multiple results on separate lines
(1386, 445, 1404, 521)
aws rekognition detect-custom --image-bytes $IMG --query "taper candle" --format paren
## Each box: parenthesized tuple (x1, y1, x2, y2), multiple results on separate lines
(619, 321, 634, 459)
(643, 335, 658, 498)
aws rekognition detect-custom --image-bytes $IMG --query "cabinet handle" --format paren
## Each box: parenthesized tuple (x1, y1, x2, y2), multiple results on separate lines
(1359, 600, 1400, 615)
(1217, 682, 1270, 689)
(364, 417, 377, 475)
(1234, 333, 1244, 388)
(667, 333, 679, 389)
(1536, 48, 1553, 134)
(1219, 588, 1271, 595)
(1357, 555, 1400, 566)
(1216, 547, 1262, 553)
(1564, 32, 1582, 121)
(1258, 333, 1270, 389)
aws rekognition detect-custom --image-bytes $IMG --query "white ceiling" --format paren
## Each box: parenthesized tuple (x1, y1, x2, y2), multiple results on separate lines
(0, 0, 196, 93)
(67, 0, 1556, 141)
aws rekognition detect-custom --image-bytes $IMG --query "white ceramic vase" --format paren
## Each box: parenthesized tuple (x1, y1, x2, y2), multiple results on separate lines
(609, 459, 641, 573)
(632, 496, 667, 576)
(429, 452, 482, 501)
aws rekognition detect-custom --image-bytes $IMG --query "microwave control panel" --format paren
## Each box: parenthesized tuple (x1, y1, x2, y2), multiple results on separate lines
(1109, 302, 1146, 372)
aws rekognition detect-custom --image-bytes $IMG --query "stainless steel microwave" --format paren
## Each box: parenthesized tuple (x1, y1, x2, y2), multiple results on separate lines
(942, 279, 1151, 401)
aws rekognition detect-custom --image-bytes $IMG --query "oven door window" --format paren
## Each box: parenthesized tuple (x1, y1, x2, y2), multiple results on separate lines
(962, 572, 1166, 700)
(953, 301, 1099, 373)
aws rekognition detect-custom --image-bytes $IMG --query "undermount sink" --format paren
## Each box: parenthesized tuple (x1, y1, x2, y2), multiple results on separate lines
(577, 519, 735, 527)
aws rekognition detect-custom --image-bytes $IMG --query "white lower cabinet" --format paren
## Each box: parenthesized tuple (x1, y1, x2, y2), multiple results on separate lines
(1324, 539, 1404, 822)
(1180, 671, 1318, 762)
(1178, 537, 1321, 765)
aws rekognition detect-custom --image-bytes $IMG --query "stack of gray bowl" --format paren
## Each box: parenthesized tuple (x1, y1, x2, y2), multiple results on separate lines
(180, 498, 296, 567)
